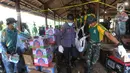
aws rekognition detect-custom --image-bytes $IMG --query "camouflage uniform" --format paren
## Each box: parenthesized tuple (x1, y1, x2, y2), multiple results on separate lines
(84, 24, 107, 73)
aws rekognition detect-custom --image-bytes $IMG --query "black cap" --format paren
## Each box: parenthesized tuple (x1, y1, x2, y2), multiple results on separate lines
(6, 18, 17, 25)
(86, 14, 97, 25)
(67, 14, 74, 21)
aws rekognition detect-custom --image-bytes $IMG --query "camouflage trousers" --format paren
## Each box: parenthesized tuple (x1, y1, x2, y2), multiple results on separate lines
(84, 42, 101, 73)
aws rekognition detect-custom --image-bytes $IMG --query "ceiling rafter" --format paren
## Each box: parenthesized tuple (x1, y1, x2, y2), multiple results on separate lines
(37, 0, 60, 17)
(21, 0, 41, 10)
(59, 0, 66, 11)
(59, 7, 81, 16)
(105, 0, 117, 9)
(20, 2, 37, 11)
(54, 0, 75, 17)
(20, 3, 38, 13)
(60, 0, 100, 16)
(112, 0, 124, 6)
(61, 0, 76, 7)
(60, 0, 118, 17)
(46, 0, 55, 5)
(58, 0, 77, 16)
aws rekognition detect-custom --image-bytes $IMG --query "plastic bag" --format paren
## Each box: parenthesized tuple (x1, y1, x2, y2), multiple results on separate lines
(17, 34, 28, 52)
(9, 54, 19, 63)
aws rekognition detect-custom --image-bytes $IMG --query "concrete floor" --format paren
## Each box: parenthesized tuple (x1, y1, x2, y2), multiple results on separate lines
(59, 61, 107, 73)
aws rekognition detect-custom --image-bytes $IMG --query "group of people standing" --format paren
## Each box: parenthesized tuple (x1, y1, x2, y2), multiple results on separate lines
(55, 12, 128, 73)
(0, 9, 129, 73)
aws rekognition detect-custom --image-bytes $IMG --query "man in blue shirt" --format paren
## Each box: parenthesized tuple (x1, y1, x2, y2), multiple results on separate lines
(58, 14, 79, 73)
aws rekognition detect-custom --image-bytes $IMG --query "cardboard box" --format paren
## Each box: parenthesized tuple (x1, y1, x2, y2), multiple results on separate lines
(27, 65, 36, 70)
(33, 47, 53, 67)
(29, 37, 51, 48)
(42, 63, 57, 73)
(32, 47, 53, 57)
(43, 38, 49, 46)
(29, 70, 42, 73)
(48, 35, 55, 44)
(23, 54, 33, 65)
(45, 28, 55, 36)
(29, 37, 44, 48)
(34, 57, 53, 67)
(26, 64, 36, 73)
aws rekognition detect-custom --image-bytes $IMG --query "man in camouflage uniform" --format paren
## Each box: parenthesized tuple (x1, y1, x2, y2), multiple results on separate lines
(84, 14, 125, 73)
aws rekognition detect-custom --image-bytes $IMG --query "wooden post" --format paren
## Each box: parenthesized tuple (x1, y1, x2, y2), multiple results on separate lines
(45, 13, 48, 27)
(58, 16, 60, 25)
(54, 13, 56, 26)
(96, 2, 100, 23)
(15, 0, 22, 31)
(103, 0, 106, 19)
(44, 4, 48, 27)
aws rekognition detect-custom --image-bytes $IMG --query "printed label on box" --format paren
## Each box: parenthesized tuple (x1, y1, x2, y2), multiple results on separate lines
(46, 29, 55, 36)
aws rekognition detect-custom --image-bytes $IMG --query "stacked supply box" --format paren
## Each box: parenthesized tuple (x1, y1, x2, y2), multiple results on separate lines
(29, 37, 45, 48)
(45, 28, 55, 36)
(29, 37, 53, 67)
(33, 47, 53, 67)
(48, 35, 55, 44)
(45, 28, 55, 44)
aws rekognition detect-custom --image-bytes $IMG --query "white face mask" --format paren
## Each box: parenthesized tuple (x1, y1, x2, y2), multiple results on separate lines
(119, 10, 124, 13)
(68, 23, 73, 26)
(13, 23, 17, 28)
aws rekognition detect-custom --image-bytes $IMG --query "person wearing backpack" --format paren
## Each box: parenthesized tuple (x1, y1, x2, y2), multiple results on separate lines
(84, 14, 127, 73)
(58, 14, 79, 73)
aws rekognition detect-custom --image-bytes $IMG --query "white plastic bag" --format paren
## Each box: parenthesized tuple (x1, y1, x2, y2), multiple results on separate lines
(117, 45, 127, 58)
(75, 26, 87, 52)
(75, 36, 86, 52)
(58, 45, 64, 53)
